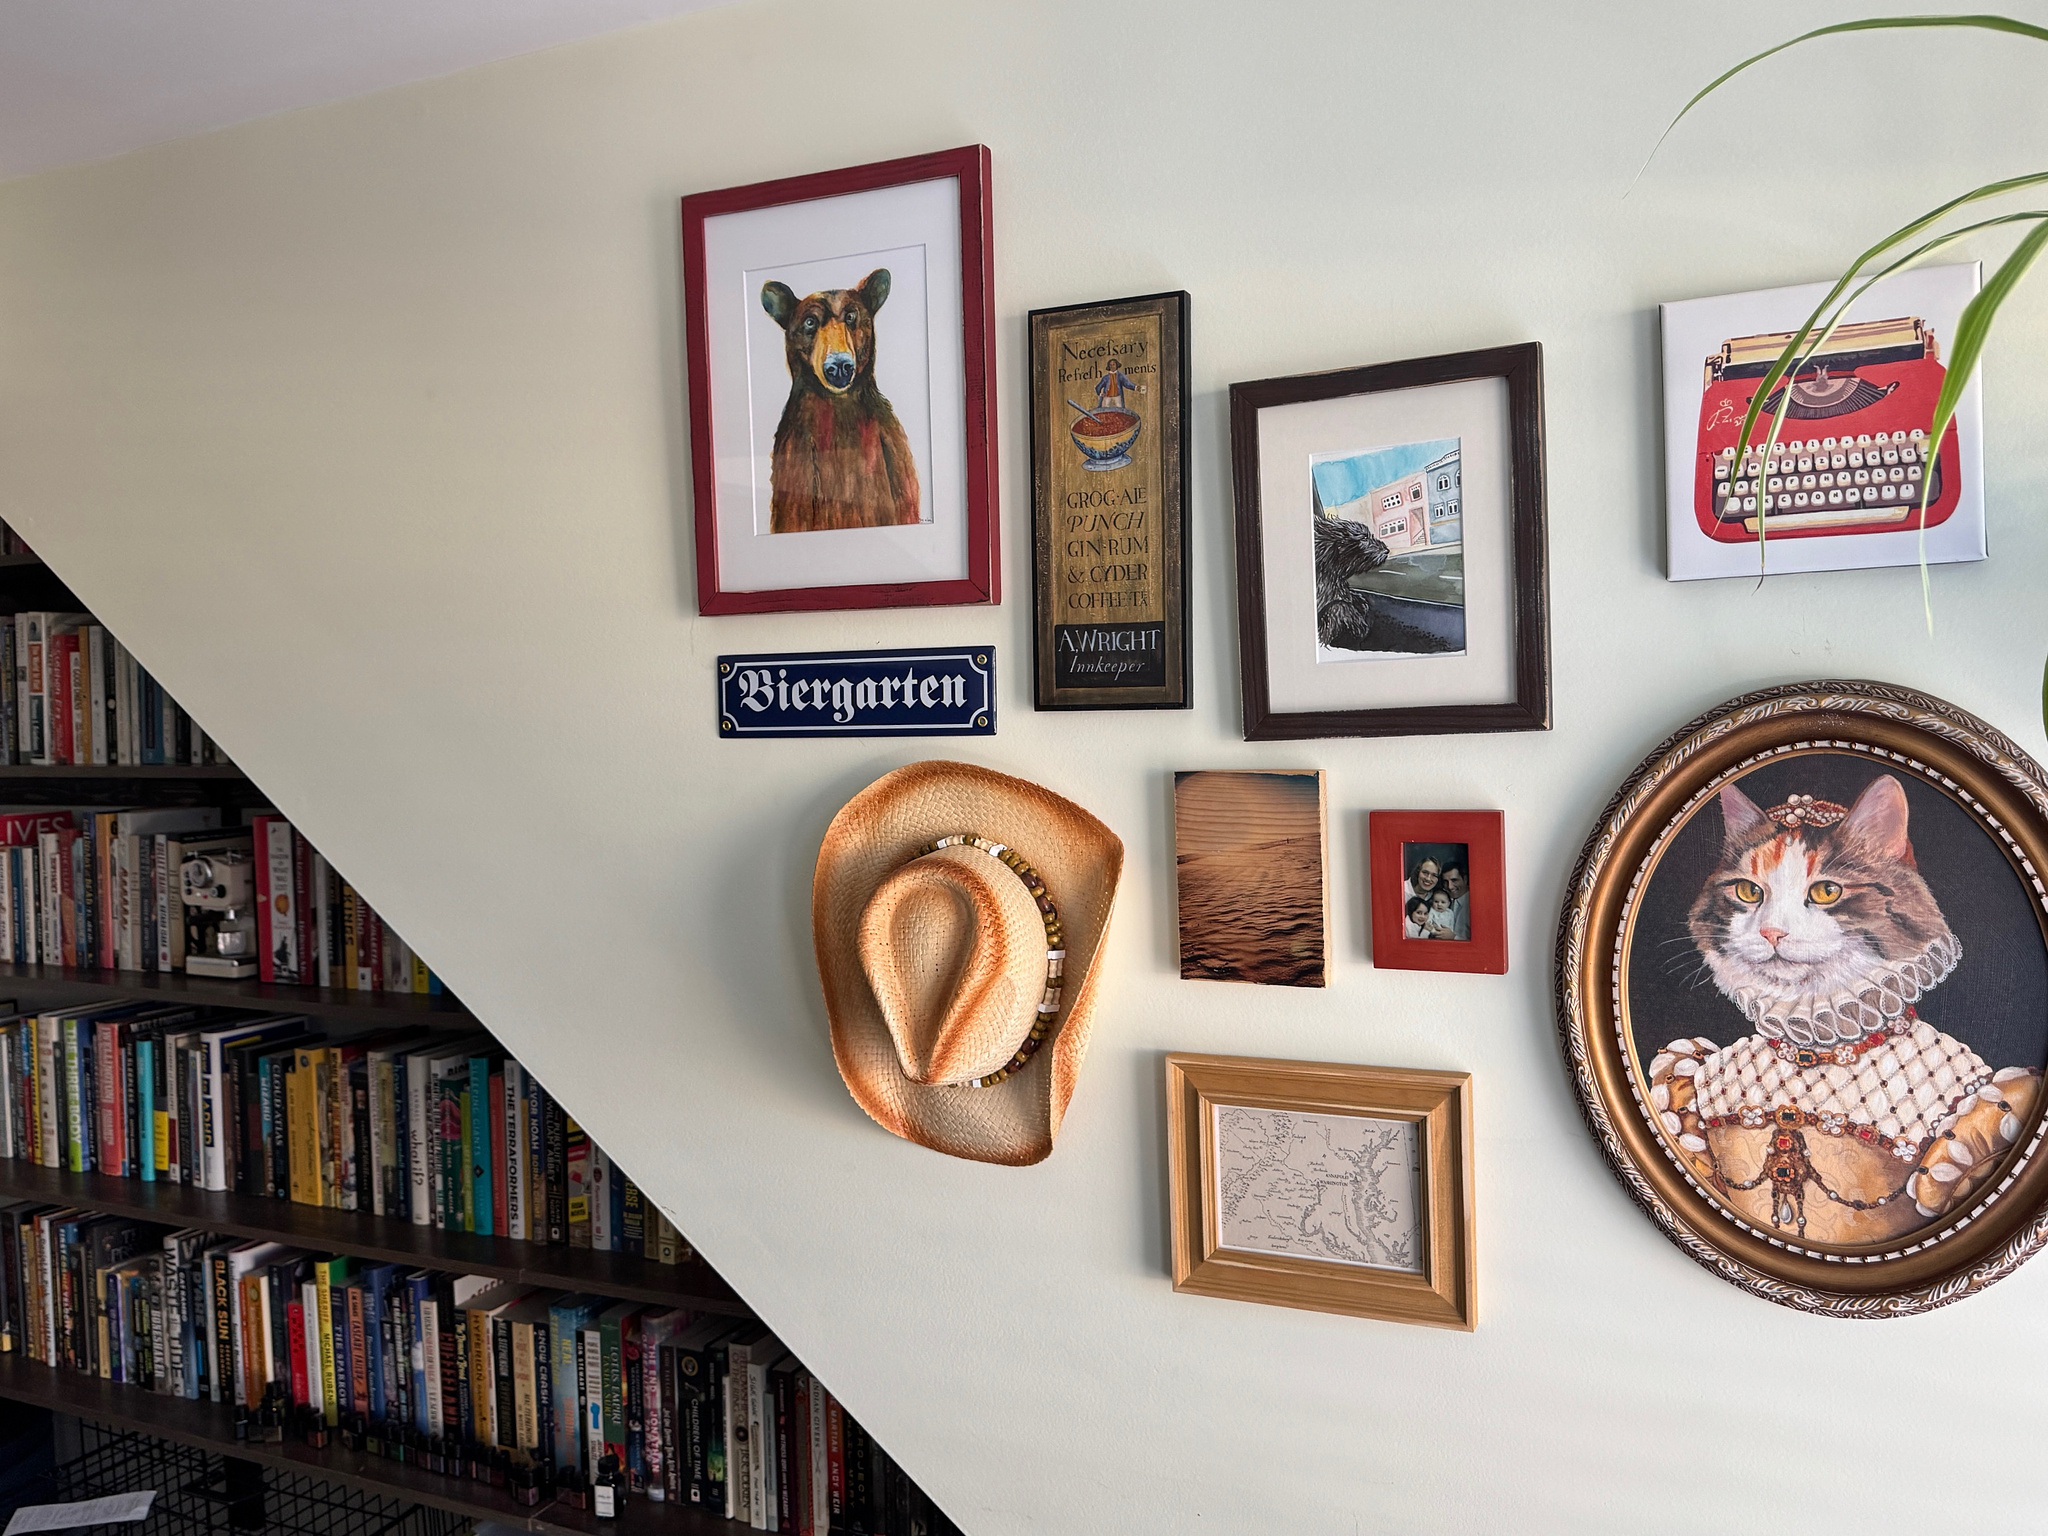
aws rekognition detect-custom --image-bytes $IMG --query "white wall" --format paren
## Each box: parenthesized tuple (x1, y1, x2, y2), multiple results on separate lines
(4, 3, 2046, 1530)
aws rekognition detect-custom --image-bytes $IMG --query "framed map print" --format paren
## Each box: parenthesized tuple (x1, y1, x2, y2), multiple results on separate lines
(1165, 1053, 1475, 1329)
(1558, 681, 2048, 1315)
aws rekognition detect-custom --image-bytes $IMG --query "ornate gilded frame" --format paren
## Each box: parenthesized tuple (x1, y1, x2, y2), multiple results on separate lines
(1556, 680, 2048, 1315)
(1166, 1053, 1476, 1329)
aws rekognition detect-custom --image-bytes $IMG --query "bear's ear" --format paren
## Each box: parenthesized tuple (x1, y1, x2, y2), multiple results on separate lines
(761, 282, 798, 329)
(858, 269, 892, 315)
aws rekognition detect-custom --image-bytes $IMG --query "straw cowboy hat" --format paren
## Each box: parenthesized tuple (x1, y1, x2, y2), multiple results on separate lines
(813, 760, 1124, 1165)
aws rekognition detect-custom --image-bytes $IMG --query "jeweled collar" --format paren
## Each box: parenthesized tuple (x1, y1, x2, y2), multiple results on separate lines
(1726, 930, 1962, 1051)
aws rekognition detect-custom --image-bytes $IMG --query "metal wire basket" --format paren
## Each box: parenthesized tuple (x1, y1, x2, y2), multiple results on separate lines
(42, 1423, 470, 1536)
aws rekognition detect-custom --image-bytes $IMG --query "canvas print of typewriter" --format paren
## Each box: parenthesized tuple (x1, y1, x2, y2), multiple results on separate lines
(1697, 315, 1961, 543)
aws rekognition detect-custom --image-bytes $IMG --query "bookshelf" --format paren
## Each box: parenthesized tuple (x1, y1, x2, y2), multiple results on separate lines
(0, 550, 788, 1536)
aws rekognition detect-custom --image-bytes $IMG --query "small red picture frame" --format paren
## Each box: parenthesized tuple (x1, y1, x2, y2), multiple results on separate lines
(1368, 810, 1506, 974)
(682, 145, 999, 615)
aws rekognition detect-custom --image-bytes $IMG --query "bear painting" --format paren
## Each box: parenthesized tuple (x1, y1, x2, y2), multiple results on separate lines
(759, 268, 922, 534)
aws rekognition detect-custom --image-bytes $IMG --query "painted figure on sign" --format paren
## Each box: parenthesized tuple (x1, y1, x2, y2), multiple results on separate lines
(1094, 359, 1139, 413)
(760, 269, 921, 533)
(1651, 776, 2040, 1244)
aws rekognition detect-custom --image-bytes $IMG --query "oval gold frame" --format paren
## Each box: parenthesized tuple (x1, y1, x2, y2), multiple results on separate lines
(1556, 680, 2048, 1315)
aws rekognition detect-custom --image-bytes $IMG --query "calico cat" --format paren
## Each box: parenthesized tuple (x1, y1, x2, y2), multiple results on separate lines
(1648, 773, 2038, 1244)
(1687, 775, 1950, 1014)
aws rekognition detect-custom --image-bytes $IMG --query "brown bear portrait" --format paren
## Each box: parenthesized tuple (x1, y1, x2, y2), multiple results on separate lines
(759, 269, 921, 534)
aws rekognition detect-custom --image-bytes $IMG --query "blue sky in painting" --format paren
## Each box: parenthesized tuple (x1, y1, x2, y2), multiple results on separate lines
(1310, 437, 1459, 510)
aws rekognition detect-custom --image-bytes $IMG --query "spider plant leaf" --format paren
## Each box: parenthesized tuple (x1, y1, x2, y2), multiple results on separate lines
(1906, 217, 2048, 617)
(1638, 15, 2048, 187)
(1724, 178, 2048, 563)
(1738, 210, 2048, 565)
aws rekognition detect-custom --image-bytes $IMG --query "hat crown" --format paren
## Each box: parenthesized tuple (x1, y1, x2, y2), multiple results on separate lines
(857, 844, 1043, 1086)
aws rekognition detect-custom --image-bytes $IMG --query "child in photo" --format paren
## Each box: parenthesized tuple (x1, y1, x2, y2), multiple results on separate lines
(1404, 897, 1431, 940)
(1425, 890, 1458, 940)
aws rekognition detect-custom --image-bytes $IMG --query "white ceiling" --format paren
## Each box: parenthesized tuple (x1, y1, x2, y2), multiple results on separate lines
(0, 0, 733, 181)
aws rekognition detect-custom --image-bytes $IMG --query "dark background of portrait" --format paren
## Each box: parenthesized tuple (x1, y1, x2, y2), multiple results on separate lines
(1626, 752, 2048, 1074)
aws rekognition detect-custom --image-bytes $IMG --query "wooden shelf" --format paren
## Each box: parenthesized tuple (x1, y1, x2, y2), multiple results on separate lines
(0, 1162, 751, 1317)
(0, 762, 265, 807)
(0, 962, 482, 1028)
(0, 1352, 738, 1535)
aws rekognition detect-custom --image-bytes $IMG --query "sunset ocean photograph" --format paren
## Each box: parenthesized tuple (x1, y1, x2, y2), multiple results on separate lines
(1174, 769, 1329, 987)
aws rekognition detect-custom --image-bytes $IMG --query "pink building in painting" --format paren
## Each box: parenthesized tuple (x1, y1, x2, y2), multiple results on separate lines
(1366, 469, 1431, 549)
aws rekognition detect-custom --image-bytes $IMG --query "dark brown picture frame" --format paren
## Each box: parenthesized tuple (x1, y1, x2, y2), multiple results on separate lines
(1228, 343, 1550, 740)
(1028, 291, 1191, 710)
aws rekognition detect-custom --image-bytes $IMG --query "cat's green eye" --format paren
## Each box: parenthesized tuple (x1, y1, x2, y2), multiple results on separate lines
(1731, 879, 1764, 904)
(1808, 880, 1844, 906)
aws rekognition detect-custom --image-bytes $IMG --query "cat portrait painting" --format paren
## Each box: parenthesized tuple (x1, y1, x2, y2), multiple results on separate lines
(1624, 753, 2047, 1251)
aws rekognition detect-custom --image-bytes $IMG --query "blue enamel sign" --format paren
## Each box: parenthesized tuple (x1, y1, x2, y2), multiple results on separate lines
(718, 646, 996, 738)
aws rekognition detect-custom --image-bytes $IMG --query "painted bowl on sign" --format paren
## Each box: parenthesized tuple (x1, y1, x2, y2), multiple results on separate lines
(1070, 409, 1141, 468)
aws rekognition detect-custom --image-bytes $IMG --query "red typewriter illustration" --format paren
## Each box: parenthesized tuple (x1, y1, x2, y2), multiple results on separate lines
(1695, 315, 1961, 543)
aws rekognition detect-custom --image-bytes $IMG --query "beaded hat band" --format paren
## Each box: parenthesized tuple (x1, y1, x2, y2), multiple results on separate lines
(910, 834, 1065, 1088)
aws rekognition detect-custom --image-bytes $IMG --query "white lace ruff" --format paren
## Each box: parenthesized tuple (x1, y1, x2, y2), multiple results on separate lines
(1692, 1018, 1991, 1145)
(1726, 930, 1961, 1048)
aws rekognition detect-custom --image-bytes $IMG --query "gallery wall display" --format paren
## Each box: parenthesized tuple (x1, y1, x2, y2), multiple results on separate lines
(683, 145, 999, 615)
(1660, 263, 1987, 581)
(1368, 809, 1506, 975)
(1228, 343, 1550, 740)
(1028, 291, 1191, 710)
(1557, 680, 2048, 1315)
(814, 760, 1123, 1166)
(1166, 1053, 1476, 1329)
(1174, 769, 1329, 988)
(718, 646, 995, 738)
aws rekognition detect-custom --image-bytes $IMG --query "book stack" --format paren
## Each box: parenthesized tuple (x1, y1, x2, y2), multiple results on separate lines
(0, 614, 219, 769)
(0, 1006, 691, 1259)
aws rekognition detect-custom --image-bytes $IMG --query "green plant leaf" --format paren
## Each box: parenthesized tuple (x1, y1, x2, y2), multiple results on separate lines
(1736, 209, 2048, 562)
(1905, 217, 2048, 620)
(1638, 15, 2048, 188)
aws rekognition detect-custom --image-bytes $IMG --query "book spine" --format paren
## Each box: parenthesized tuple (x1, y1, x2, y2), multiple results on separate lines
(504, 1061, 526, 1243)
(406, 1058, 430, 1227)
(544, 1094, 567, 1245)
(492, 1069, 511, 1240)
(566, 1120, 590, 1248)
(469, 1057, 493, 1235)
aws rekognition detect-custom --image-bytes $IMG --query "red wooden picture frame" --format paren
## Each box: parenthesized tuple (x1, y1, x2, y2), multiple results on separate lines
(681, 145, 999, 616)
(1368, 810, 1507, 975)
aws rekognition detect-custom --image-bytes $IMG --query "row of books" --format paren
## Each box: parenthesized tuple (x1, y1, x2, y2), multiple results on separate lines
(0, 1004, 690, 1256)
(2, 613, 222, 769)
(0, 804, 437, 988)
(0, 1205, 957, 1534)
(0, 523, 30, 558)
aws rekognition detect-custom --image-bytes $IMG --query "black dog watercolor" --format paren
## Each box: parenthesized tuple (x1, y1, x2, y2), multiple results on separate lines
(1309, 438, 1466, 660)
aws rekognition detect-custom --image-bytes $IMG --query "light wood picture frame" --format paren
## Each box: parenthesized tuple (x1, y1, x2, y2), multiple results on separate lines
(1166, 1053, 1475, 1329)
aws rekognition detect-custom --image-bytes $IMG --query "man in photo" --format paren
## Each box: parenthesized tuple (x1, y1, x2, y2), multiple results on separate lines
(1443, 863, 1471, 941)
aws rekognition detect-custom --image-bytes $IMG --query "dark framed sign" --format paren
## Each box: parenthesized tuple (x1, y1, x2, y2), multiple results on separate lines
(1558, 681, 2048, 1316)
(683, 145, 999, 616)
(1228, 343, 1549, 739)
(1028, 291, 1190, 710)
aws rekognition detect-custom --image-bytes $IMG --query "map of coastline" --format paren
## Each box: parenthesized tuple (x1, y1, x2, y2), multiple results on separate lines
(1213, 1103, 1422, 1273)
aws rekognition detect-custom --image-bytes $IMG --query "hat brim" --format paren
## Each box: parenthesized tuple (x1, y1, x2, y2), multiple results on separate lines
(814, 760, 1124, 1165)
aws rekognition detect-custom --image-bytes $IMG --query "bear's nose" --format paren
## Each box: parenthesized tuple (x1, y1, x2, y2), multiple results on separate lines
(822, 351, 856, 390)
